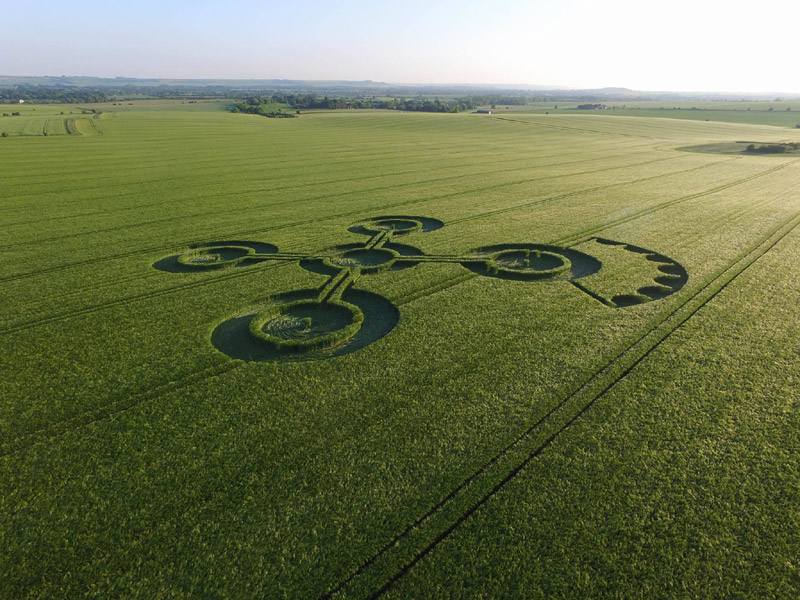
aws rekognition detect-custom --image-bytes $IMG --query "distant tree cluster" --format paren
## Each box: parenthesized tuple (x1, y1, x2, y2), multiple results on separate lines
(230, 100, 295, 117)
(576, 103, 608, 110)
(0, 86, 109, 104)
(232, 94, 498, 115)
(745, 142, 800, 154)
(0, 84, 238, 104)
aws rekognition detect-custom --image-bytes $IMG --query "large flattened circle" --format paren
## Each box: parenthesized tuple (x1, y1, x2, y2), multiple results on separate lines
(485, 249, 571, 280)
(324, 247, 398, 273)
(211, 289, 399, 362)
(153, 240, 279, 273)
(349, 215, 444, 236)
(463, 244, 601, 281)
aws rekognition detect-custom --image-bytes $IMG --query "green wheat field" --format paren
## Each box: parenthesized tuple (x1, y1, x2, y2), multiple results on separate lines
(2, 100, 799, 598)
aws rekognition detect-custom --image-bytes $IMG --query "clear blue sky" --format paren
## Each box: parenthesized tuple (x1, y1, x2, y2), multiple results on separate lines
(3, 0, 799, 92)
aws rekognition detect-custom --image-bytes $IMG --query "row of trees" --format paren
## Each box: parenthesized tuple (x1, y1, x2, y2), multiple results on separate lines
(232, 94, 496, 114)
(0, 86, 110, 104)
(745, 143, 800, 154)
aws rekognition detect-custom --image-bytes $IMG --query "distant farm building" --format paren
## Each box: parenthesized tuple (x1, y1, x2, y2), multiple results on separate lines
(18, 99, 25, 104)
(476, 109, 492, 114)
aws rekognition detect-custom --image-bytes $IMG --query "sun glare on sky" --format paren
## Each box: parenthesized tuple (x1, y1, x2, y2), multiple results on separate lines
(3, 0, 799, 92)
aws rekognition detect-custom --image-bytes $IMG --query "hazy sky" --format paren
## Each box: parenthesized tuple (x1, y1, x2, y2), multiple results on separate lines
(3, 0, 798, 92)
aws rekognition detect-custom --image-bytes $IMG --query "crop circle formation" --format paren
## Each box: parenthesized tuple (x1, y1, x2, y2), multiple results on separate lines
(156, 215, 688, 361)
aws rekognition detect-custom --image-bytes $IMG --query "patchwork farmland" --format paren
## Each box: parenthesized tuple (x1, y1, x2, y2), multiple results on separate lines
(2, 102, 799, 598)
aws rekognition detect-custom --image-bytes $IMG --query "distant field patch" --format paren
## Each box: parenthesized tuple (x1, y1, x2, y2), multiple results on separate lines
(0, 115, 101, 137)
(679, 141, 800, 156)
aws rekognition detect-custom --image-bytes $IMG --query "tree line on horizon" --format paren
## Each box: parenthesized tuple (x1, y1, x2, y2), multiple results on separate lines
(231, 93, 531, 115)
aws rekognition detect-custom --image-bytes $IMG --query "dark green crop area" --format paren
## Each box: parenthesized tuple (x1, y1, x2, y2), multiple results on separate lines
(2, 102, 800, 599)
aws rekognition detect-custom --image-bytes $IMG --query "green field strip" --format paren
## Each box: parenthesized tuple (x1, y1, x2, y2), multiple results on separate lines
(445, 156, 738, 228)
(493, 112, 797, 140)
(0, 138, 664, 226)
(0, 141, 644, 226)
(0, 361, 241, 458)
(0, 135, 656, 225)
(557, 159, 799, 247)
(0, 123, 684, 202)
(0, 122, 640, 187)
(0, 140, 658, 238)
(0, 151, 690, 282)
(397, 255, 474, 264)
(365, 231, 389, 249)
(1, 119, 611, 186)
(326, 197, 800, 600)
(1, 149, 687, 249)
(1, 136, 551, 193)
(43, 118, 65, 136)
(490, 115, 662, 140)
(0, 113, 680, 183)
(64, 118, 79, 135)
(0, 259, 296, 337)
(81, 118, 102, 136)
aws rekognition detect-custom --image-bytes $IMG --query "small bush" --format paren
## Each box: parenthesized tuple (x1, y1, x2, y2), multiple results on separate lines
(1, 131, 9, 137)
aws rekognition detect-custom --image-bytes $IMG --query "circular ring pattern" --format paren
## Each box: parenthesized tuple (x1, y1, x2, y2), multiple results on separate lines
(361, 218, 423, 235)
(249, 299, 364, 352)
(176, 245, 253, 268)
(324, 247, 398, 274)
(485, 249, 571, 280)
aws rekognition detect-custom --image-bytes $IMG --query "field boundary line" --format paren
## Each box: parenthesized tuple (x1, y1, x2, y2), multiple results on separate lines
(322, 204, 800, 600)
